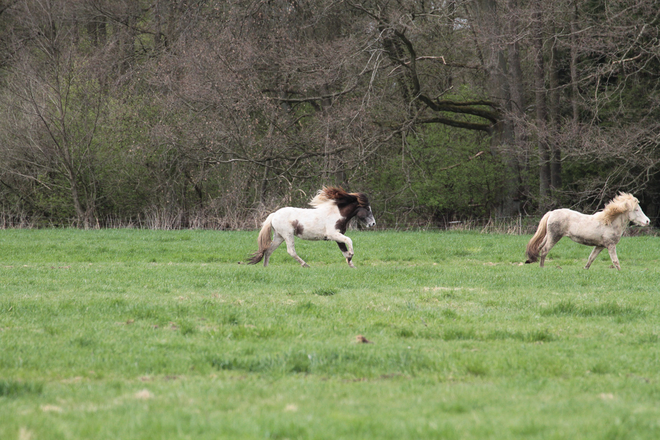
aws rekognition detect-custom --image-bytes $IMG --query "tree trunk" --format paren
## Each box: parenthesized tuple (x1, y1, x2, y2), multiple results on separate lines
(64, 162, 92, 229)
(549, 23, 561, 191)
(473, 0, 519, 216)
(533, 0, 551, 203)
(570, 0, 580, 124)
(505, 0, 527, 209)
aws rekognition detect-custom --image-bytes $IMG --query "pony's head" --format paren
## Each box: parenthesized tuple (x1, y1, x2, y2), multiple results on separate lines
(600, 193, 650, 226)
(353, 193, 376, 228)
(628, 199, 651, 227)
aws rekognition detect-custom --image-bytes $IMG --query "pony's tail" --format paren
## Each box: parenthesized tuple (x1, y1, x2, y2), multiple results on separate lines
(247, 215, 273, 265)
(525, 212, 551, 264)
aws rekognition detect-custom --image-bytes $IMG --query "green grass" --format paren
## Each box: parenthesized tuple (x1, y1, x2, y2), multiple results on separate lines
(1, 228, 660, 439)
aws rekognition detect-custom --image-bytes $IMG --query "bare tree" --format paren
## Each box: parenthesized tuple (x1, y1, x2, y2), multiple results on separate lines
(554, 0, 660, 207)
(0, 0, 658, 227)
(0, 0, 111, 227)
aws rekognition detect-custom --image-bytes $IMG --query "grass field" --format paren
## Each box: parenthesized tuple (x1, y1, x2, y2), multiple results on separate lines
(1, 228, 660, 439)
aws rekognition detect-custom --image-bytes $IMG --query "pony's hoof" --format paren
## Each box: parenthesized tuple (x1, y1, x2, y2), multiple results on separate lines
(302, 263, 310, 268)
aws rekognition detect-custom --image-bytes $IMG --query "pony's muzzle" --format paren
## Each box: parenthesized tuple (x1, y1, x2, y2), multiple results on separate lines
(637, 216, 650, 226)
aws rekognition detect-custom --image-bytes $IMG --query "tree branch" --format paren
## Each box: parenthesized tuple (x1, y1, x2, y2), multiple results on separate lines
(417, 117, 494, 134)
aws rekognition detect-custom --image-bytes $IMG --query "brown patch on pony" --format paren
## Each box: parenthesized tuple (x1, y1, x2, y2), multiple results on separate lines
(595, 193, 638, 225)
(291, 220, 304, 237)
(335, 217, 348, 234)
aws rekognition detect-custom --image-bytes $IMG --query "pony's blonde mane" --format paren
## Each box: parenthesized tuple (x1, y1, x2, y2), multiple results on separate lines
(309, 186, 368, 208)
(594, 193, 638, 225)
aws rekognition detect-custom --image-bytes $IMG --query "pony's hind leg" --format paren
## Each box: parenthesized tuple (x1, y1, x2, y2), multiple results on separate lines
(539, 235, 561, 268)
(284, 235, 309, 268)
(584, 246, 604, 269)
(263, 233, 284, 267)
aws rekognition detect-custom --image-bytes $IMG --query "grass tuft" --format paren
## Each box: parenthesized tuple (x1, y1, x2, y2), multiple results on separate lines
(443, 327, 476, 341)
(0, 380, 43, 398)
(313, 287, 338, 296)
(540, 301, 644, 319)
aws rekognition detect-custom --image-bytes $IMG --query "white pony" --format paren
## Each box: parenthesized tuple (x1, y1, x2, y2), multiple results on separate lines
(525, 193, 650, 270)
(248, 187, 376, 268)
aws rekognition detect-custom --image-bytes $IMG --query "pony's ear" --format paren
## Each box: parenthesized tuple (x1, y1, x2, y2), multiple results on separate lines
(356, 193, 370, 208)
(622, 194, 638, 211)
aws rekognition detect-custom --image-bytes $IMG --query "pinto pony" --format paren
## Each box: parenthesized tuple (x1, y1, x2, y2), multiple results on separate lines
(248, 187, 376, 268)
(525, 193, 649, 270)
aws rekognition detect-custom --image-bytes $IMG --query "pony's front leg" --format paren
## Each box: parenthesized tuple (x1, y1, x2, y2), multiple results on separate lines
(329, 231, 354, 267)
(337, 241, 356, 268)
(584, 246, 604, 269)
(606, 245, 621, 270)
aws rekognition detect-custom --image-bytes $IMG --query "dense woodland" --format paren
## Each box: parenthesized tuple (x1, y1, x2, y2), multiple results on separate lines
(0, 0, 658, 229)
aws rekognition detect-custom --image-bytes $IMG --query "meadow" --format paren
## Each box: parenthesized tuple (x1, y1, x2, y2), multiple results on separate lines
(1, 228, 660, 439)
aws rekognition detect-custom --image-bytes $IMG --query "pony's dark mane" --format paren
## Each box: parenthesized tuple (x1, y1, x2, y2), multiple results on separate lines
(310, 187, 370, 208)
